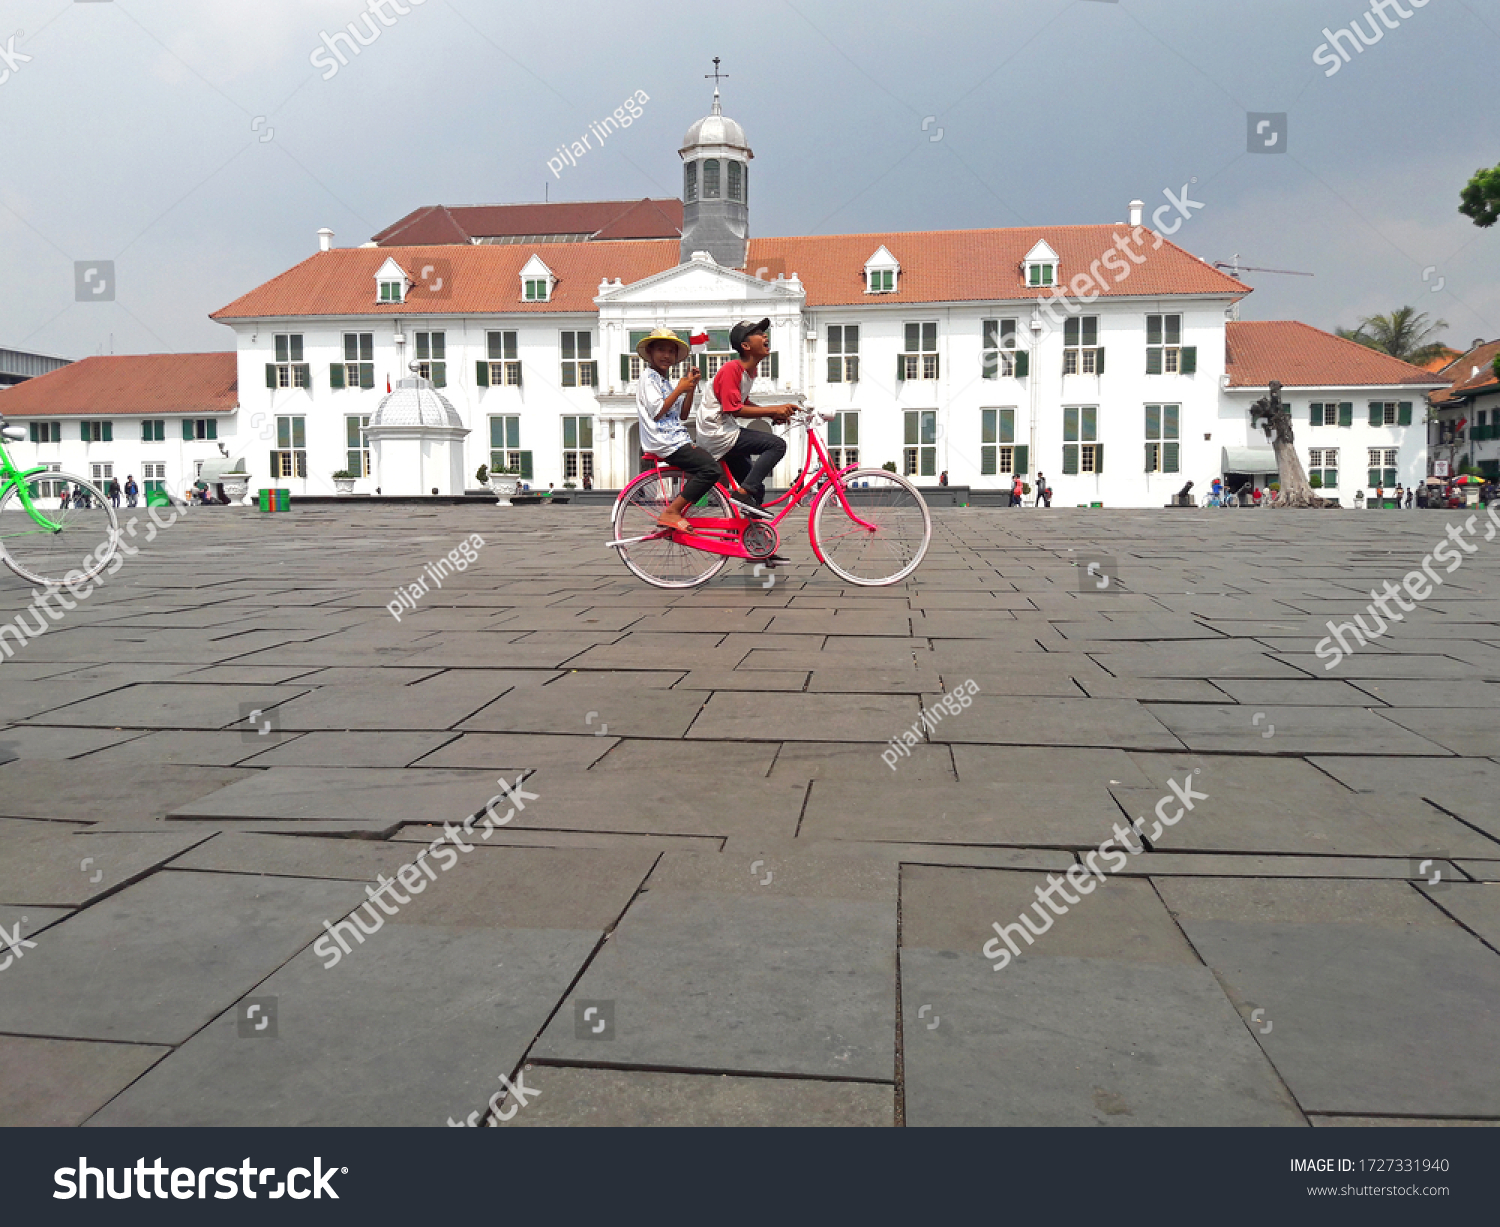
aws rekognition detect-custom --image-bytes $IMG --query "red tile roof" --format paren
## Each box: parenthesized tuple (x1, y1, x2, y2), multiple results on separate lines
(751, 226, 1248, 306)
(371, 198, 684, 245)
(214, 225, 1249, 320)
(1429, 339, 1500, 405)
(1224, 321, 1443, 389)
(212, 242, 683, 319)
(0, 353, 237, 418)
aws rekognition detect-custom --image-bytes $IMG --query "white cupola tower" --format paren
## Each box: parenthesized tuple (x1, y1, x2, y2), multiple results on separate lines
(678, 60, 752, 269)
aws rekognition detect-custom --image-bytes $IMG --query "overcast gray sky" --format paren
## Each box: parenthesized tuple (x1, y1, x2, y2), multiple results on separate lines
(3, 0, 1498, 360)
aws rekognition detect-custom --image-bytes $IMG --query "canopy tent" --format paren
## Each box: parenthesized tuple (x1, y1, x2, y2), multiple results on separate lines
(197, 458, 248, 484)
(1220, 446, 1279, 476)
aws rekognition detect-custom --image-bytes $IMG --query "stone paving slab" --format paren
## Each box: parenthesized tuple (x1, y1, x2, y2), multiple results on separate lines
(0, 826, 213, 906)
(927, 696, 1184, 750)
(899, 867, 1302, 1127)
(35, 682, 313, 731)
(0, 869, 371, 1044)
(1142, 704, 1451, 756)
(88, 926, 599, 1127)
(0, 725, 143, 760)
(687, 692, 918, 742)
(499, 1066, 893, 1127)
(0, 1035, 169, 1127)
(165, 766, 502, 825)
(532, 849, 897, 1081)
(0, 761, 253, 825)
(412, 732, 616, 771)
(1154, 877, 1500, 1117)
(169, 831, 418, 881)
(239, 731, 458, 768)
(1420, 882, 1500, 951)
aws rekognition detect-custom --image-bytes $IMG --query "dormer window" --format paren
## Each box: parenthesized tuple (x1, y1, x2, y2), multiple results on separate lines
(1023, 241, 1060, 290)
(520, 254, 554, 303)
(374, 256, 408, 304)
(864, 245, 900, 295)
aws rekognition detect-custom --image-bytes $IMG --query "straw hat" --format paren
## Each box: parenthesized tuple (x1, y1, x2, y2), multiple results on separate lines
(635, 328, 689, 364)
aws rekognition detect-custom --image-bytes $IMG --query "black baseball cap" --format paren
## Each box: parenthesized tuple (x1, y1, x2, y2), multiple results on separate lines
(729, 318, 771, 353)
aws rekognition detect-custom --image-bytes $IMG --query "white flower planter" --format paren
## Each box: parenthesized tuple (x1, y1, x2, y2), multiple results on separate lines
(333, 477, 356, 495)
(489, 475, 519, 506)
(221, 476, 250, 505)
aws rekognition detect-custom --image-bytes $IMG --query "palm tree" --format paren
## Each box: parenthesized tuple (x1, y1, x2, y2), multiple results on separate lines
(1336, 306, 1450, 365)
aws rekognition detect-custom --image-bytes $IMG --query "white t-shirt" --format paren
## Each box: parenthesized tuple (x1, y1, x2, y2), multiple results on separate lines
(635, 368, 692, 456)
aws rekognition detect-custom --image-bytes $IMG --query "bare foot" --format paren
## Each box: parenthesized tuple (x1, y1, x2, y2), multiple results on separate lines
(656, 513, 692, 532)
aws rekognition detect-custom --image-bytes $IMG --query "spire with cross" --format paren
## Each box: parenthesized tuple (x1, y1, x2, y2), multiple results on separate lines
(706, 57, 727, 115)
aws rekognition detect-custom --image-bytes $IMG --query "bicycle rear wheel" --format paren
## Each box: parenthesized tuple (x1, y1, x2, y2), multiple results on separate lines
(612, 470, 731, 588)
(0, 472, 120, 587)
(811, 468, 931, 585)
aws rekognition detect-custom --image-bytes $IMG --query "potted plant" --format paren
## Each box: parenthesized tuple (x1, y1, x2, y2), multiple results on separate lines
(489, 464, 521, 505)
(475, 464, 490, 487)
(882, 461, 897, 473)
(563, 481, 577, 490)
(331, 469, 357, 494)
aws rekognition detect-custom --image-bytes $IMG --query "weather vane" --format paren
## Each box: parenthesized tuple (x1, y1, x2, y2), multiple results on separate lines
(706, 57, 728, 87)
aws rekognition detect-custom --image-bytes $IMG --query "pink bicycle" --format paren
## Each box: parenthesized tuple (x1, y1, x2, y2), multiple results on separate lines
(609, 406, 931, 588)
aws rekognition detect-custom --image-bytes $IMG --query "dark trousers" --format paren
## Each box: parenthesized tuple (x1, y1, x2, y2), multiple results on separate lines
(723, 429, 787, 500)
(662, 443, 723, 505)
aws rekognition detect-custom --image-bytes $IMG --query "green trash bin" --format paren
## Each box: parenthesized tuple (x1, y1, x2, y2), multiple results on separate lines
(146, 490, 172, 509)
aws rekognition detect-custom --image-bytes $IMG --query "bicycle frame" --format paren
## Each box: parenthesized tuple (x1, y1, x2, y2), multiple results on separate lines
(0, 436, 62, 533)
(622, 413, 881, 563)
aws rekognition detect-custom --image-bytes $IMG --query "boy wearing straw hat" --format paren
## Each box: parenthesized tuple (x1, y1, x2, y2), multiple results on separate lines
(634, 328, 721, 531)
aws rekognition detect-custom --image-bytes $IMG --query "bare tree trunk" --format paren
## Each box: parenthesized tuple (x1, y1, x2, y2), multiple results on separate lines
(1271, 436, 1327, 508)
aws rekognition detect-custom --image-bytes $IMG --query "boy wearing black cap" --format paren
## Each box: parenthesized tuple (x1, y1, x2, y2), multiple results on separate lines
(703, 318, 796, 512)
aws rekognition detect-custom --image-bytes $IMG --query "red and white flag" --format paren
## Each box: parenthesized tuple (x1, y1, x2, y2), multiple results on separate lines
(386, 376, 392, 393)
(689, 328, 708, 353)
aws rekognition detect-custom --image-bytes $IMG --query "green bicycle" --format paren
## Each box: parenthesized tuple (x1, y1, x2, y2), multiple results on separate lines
(0, 412, 119, 587)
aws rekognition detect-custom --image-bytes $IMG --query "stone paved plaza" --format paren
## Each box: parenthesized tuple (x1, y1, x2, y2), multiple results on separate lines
(1, 501, 1498, 1128)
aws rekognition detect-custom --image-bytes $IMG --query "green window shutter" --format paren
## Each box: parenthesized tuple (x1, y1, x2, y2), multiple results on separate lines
(1013, 444, 1028, 474)
(207, 420, 217, 440)
(265, 364, 277, 389)
(1062, 444, 1078, 475)
(1164, 441, 1179, 473)
(1339, 402, 1353, 427)
(1145, 442, 1156, 472)
(1368, 468, 1380, 488)
(619, 355, 630, 385)
(999, 409, 1014, 444)
(903, 412, 918, 446)
(477, 361, 490, 388)
(519, 451, 534, 480)
(770, 352, 779, 380)
(1145, 404, 1161, 438)
(1146, 348, 1162, 376)
(506, 418, 520, 449)
(1179, 346, 1197, 374)
(1384, 468, 1397, 488)
(514, 364, 523, 388)
(896, 355, 906, 381)
(1081, 407, 1097, 440)
(1147, 316, 1162, 346)
(1164, 404, 1179, 438)
(981, 446, 996, 476)
(1064, 407, 1079, 441)
(330, 363, 345, 389)
(1014, 350, 1029, 378)
(359, 364, 374, 390)
(269, 450, 277, 475)
(296, 364, 311, 387)
(432, 362, 446, 388)
(1095, 347, 1105, 375)
(827, 357, 841, 383)
(292, 418, 306, 449)
(1094, 444, 1104, 474)
(1397, 401, 1412, 426)
(1309, 402, 1319, 425)
(1326, 468, 1338, 487)
(1368, 401, 1383, 426)
(183, 420, 194, 441)
(103, 422, 112, 442)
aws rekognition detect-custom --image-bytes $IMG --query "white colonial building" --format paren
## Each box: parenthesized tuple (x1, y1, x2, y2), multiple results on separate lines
(0, 89, 1447, 507)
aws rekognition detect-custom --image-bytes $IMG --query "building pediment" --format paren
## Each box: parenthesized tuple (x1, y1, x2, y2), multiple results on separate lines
(596, 255, 803, 306)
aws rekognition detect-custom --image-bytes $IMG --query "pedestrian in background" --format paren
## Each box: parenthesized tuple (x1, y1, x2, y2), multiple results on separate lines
(124, 475, 139, 507)
(1011, 474, 1024, 507)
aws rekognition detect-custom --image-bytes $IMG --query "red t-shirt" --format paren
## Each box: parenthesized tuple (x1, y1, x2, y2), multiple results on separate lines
(701, 361, 752, 459)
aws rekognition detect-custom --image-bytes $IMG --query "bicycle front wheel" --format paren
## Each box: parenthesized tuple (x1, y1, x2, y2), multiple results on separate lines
(811, 468, 931, 586)
(0, 472, 120, 587)
(612, 470, 731, 588)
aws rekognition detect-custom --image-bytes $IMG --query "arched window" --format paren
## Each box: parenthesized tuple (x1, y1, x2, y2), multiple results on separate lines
(684, 161, 697, 203)
(727, 160, 742, 202)
(703, 159, 720, 199)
